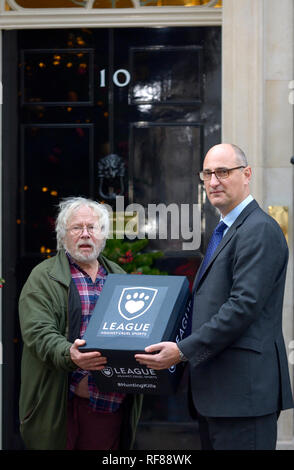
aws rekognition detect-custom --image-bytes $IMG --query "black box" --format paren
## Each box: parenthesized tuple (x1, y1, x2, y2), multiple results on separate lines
(79, 274, 192, 394)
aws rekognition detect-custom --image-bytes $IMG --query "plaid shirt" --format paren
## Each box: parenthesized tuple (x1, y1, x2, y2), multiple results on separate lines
(68, 254, 126, 413)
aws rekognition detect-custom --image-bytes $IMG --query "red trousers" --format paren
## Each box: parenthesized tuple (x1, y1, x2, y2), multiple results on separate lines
(66, 395, 124, 450)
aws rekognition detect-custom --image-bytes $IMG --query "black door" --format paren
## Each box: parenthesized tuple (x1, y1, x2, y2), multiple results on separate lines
(2, 27, 221, 449)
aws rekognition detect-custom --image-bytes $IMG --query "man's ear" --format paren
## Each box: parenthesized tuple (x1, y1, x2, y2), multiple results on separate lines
(244, 166, 252, 183)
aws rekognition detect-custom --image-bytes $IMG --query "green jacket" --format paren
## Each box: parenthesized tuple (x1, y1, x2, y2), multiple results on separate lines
(19, 249, 143, 450)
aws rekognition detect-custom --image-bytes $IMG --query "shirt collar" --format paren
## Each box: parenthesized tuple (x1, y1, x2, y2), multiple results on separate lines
(66, 251, 79, 269)
(221, 194, 254, 229)
(66, 251, 106, 278)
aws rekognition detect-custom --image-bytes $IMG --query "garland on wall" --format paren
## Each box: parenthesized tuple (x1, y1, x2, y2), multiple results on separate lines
(103, 238, 167, 275)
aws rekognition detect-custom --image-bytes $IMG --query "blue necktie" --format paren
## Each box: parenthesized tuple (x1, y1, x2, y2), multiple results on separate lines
(197, 220, 227, 282)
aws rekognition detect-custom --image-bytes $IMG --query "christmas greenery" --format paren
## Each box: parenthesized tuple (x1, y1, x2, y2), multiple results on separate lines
(103, 238, 167, 275)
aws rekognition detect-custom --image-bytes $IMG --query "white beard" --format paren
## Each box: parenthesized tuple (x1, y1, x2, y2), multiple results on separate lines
(64, 239, 103, 264)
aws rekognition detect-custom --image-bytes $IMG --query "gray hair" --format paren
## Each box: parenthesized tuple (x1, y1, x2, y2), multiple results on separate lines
(230, 144, 248, 167)
(55, 196, 110, 250)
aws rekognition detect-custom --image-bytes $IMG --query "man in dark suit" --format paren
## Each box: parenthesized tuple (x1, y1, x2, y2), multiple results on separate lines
(135, 143, 293, 450)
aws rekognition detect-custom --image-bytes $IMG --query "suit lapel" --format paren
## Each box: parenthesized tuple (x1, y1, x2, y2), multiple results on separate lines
(193, 200, 259, 292)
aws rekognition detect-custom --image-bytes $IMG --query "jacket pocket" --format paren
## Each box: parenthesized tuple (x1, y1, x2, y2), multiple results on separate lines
(230, 336, 262, 353)
(20, 406, 35, 424)
(20, 402, 37, 426)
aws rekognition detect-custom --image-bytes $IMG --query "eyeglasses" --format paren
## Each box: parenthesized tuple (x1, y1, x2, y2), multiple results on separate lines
(67, 224, 100, 237)
(198, 166, 245, 182)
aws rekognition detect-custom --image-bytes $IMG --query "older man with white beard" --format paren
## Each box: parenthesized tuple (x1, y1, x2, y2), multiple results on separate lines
(18, 197, 143, 451)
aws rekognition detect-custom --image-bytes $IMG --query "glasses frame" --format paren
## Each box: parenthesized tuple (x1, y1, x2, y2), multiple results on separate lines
(66, 224, 101, 237)
(198, 165, 246, 182)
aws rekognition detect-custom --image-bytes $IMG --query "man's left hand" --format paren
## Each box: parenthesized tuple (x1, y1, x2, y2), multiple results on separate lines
(135, 341, 181, 370)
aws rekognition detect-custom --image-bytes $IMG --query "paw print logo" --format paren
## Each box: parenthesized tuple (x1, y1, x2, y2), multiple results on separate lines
(101, 367, 114, 378)
(118, 287, 158, 320)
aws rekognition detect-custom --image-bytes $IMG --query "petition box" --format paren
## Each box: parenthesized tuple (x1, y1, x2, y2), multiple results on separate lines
(79, 274, 192, 394)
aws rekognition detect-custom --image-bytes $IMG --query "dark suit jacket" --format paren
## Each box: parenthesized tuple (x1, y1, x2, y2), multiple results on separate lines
(179, 200, 293, 417)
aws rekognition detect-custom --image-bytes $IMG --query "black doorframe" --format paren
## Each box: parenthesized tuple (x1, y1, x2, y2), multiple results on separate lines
(2, 30, 25, 449)
(1, 26, 221, 450)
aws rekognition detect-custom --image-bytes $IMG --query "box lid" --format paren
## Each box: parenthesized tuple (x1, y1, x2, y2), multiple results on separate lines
(80, 273, 190, 352)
